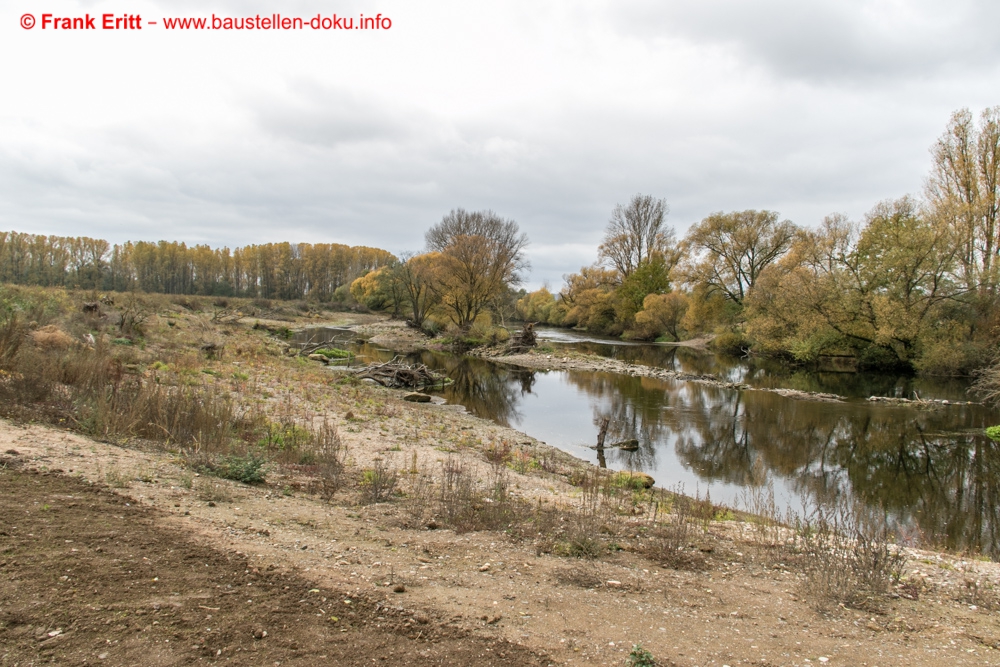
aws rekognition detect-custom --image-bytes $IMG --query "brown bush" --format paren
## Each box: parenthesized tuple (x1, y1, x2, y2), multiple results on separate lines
(29, 325, 75, 350)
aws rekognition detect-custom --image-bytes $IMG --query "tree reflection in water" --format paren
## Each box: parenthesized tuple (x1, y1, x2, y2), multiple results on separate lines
(418, 353, 532, 428)
(352, 337, 999, 557)
(559, 371, 1000, 557)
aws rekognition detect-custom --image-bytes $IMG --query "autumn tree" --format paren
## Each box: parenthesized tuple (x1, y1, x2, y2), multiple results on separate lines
(926, 106, 1000, 296)
(396, 252, 442, 327)
(745, 199, 963, 369)
(683, 209, 797, 305)
(516, 287, 567, 325)
(631, 291, 689, 341)
(598, 194, 681, 279)
(558, 265, 619, 331)
(425, 209, 529, 329)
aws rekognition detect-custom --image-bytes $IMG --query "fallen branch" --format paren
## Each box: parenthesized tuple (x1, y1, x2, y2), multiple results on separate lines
(353, 356, 448, 389)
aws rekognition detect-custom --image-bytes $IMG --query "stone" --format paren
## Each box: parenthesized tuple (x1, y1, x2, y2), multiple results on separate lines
(403, 392, 431, 403)
(307, 354, 329, 364)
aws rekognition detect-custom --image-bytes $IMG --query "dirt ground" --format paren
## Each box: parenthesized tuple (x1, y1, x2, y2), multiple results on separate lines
(0, 462, 548, 667)
(3, 412, 1000, 667)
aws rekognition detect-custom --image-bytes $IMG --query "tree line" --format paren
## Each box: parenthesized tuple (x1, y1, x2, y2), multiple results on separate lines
(0, 233, 396, 301)
(517, 107, 1000, 375)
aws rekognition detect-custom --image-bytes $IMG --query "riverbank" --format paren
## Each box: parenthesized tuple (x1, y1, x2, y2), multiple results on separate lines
(2, 300, 1000, 665)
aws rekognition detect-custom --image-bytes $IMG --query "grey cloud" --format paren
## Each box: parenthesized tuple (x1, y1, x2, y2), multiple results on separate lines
(610, 0, 1000, 84)
(4, 0, 994, 291)
(252, 84, 419, 147)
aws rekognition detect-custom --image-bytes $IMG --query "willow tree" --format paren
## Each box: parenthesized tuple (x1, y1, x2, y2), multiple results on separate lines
(425, 209, 529, 329)
(746, 199, 961, 369)
(683, 209, 797, 305)
(396, 252, 442, 327)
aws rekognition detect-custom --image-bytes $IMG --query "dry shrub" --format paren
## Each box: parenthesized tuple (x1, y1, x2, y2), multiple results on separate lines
(0, 317, 22, 366)
(118, 295, 148, 337)
(549, 469, 619, 558)
(29, 325, 75, 350)
(643, 489, 705, 570)
(955, 578, 1000, 611)
(798, 501, 907, 610)
(406, 456, 528, 533)
(553, 564, 603, 589)
(196, 479, 235, 503)
(738, 482, 792, 565)
(310, 419, 347, 501)
(359, 457, 398, 504)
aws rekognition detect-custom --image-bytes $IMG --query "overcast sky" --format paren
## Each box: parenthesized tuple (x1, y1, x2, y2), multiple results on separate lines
(3, 0, 999, 288)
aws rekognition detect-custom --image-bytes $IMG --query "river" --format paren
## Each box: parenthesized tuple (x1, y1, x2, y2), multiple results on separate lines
(295, 326, 1000, 557)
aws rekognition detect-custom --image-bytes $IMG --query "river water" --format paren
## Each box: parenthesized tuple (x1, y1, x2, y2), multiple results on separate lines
(295, 326, 1000, 557)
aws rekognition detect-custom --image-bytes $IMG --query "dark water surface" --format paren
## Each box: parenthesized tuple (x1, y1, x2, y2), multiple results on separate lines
(294, 326, 1000, 557)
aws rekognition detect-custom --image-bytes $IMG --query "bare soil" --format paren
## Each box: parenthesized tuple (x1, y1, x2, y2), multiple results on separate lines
(2, 414, 1000, 667)
(0, 463, 546, 667)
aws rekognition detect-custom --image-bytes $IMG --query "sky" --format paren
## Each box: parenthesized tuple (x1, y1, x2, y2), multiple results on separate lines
(3, 0, 999, 289)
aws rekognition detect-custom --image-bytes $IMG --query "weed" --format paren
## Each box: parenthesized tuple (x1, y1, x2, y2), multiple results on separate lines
(644, 487, 704, 570)
(197, 480, 234, 503)
(359, 458, 398, 504)
(104, 467, 130, 488)
(484, 440, 512, 465)
(556, 525, 606, 559)
(508, 448, 539, 474)
(627, 644, 657, 667)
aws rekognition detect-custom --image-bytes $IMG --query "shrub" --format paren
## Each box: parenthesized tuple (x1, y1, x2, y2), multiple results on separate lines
(211, 452, 269, 484)
(710, 330, 748, 356)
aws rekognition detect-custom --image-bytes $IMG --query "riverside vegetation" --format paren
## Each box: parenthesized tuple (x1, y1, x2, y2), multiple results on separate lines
(2, 284, 1000, 665)
(515, 107, 1000, 378)
(4, 109, 999, 378)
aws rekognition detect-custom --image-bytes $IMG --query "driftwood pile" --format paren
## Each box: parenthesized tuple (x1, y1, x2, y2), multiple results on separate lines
(506, 322, 537, 354)
(354, 356, 447, 389)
